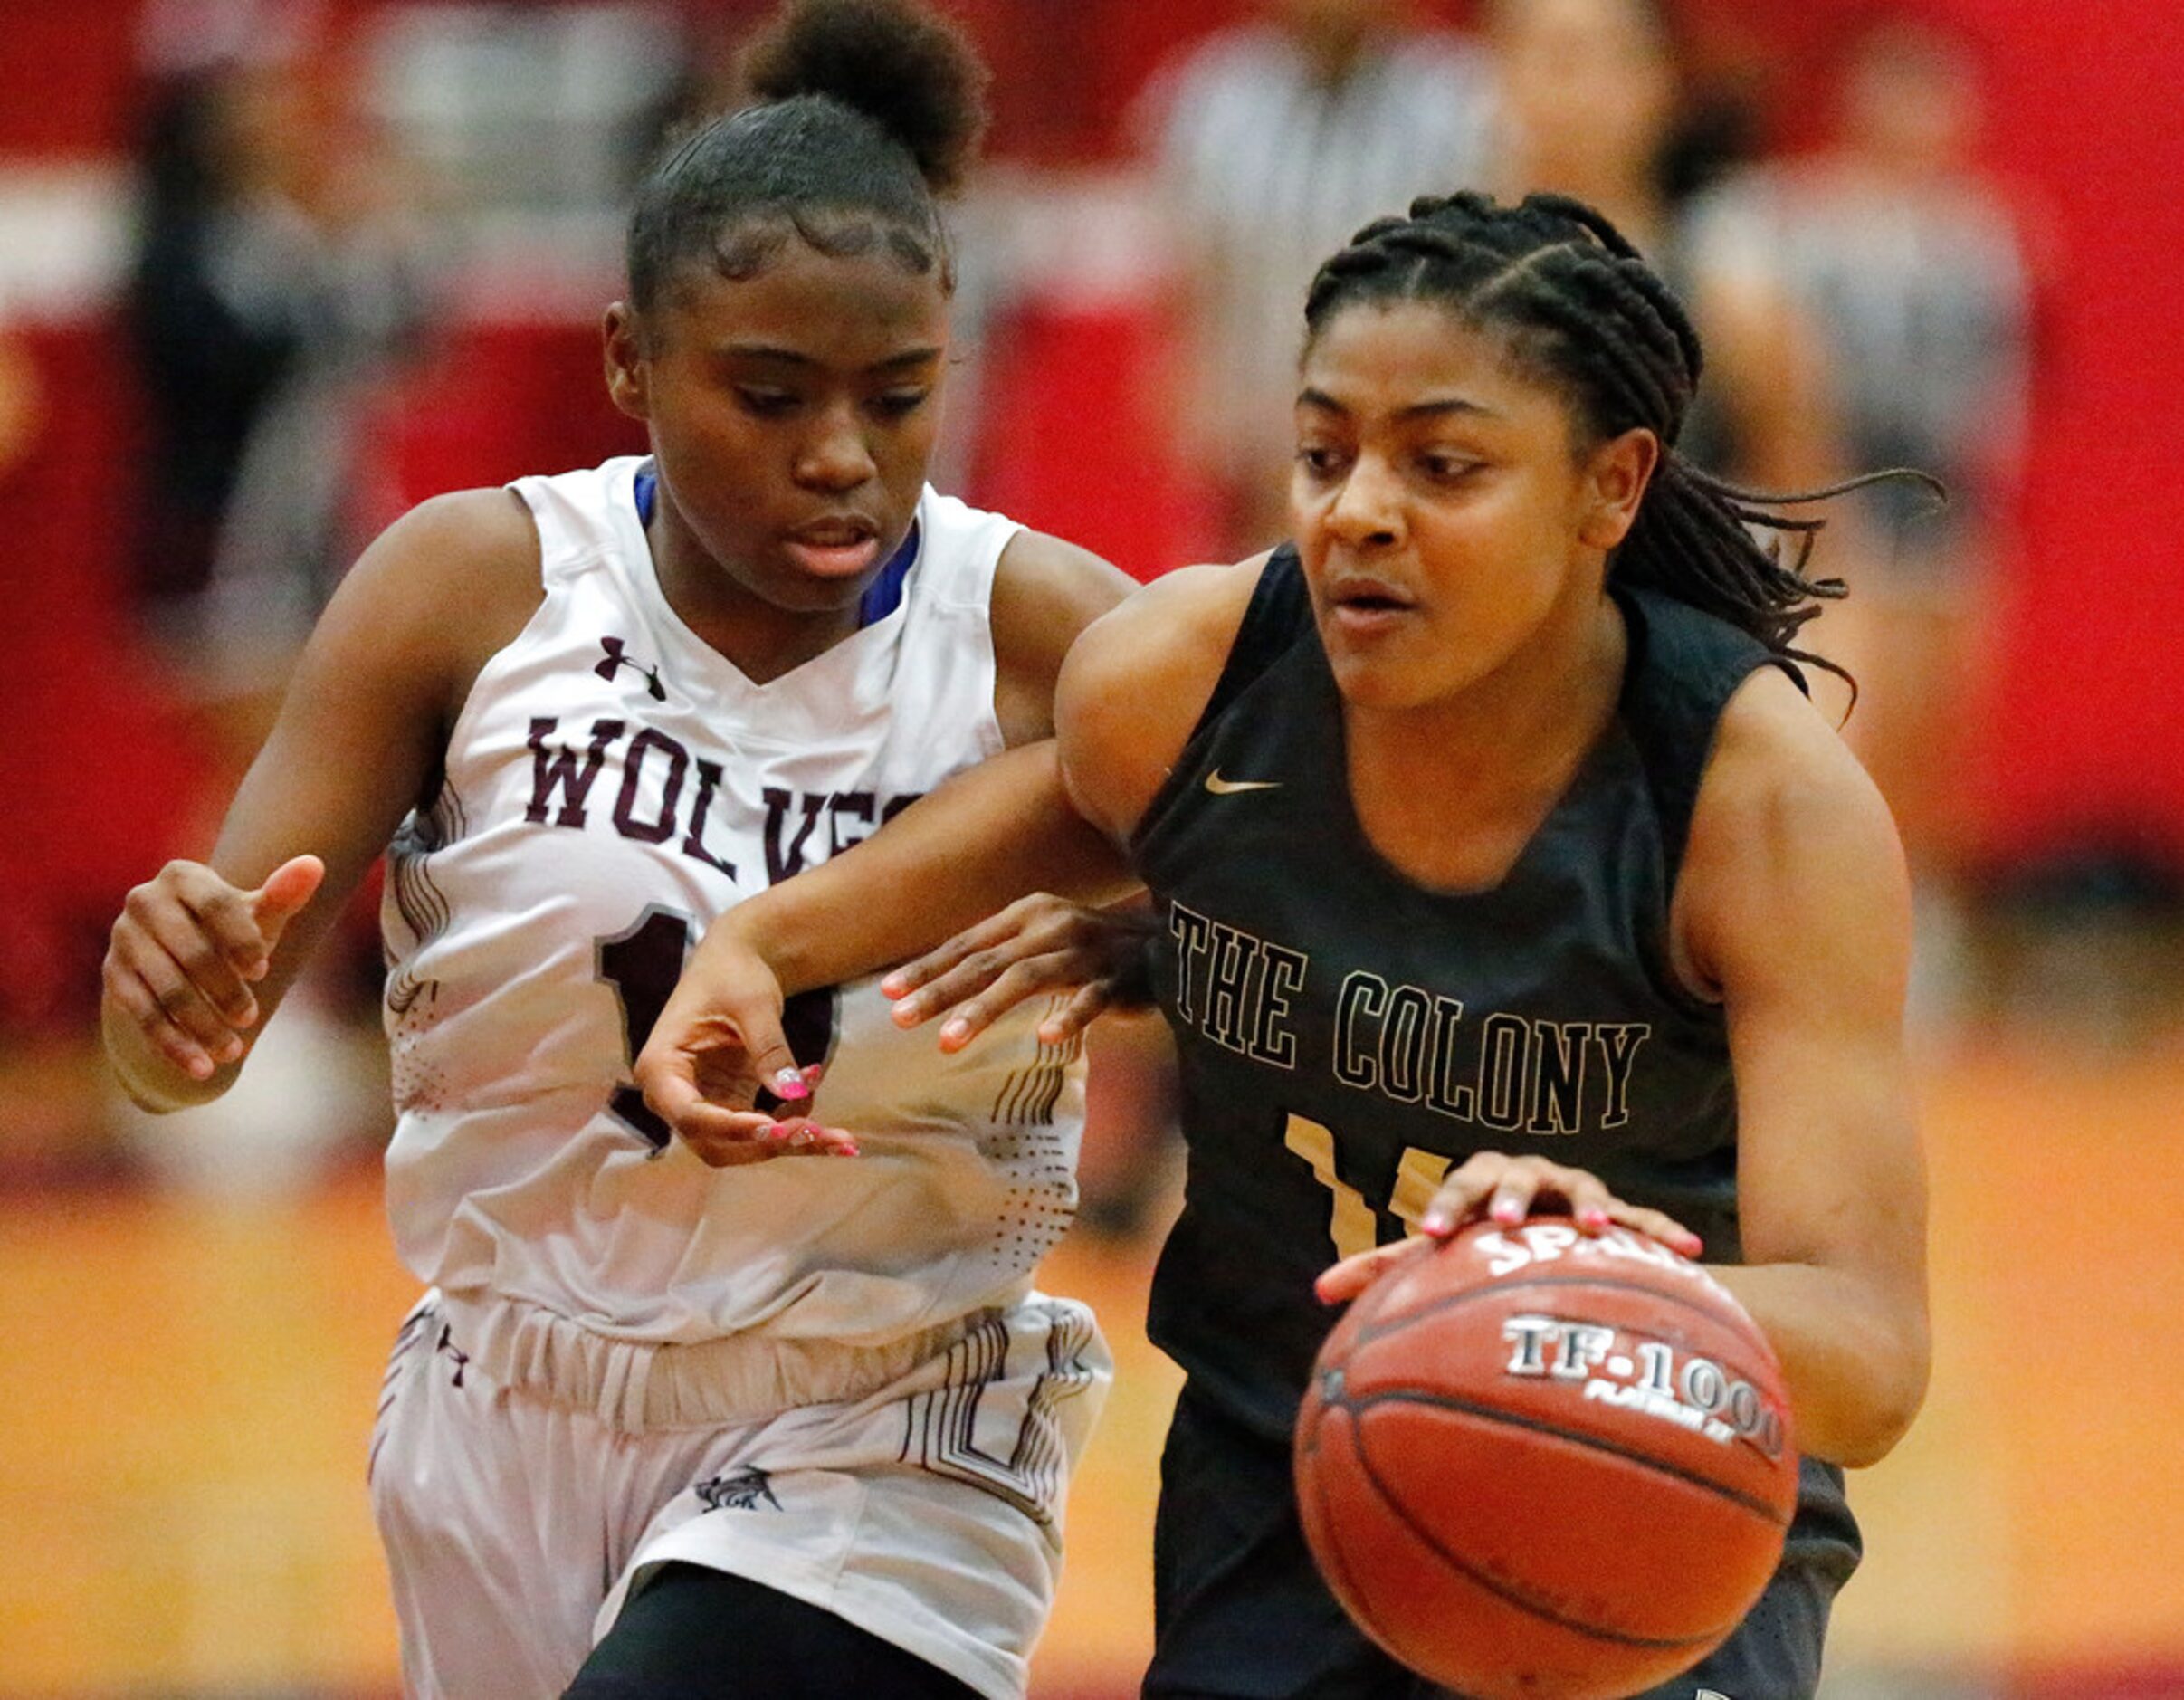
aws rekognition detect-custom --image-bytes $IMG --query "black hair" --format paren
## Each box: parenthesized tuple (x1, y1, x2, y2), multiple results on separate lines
(1302, 189, 1940, 686)
(625, 0, 988, 312)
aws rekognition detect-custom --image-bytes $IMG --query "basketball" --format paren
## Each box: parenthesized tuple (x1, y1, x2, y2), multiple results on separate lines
(1293, 1218, 1800, 1699)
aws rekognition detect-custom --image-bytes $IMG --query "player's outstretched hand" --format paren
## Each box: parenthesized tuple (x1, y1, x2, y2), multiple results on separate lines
(882, 893, 1156, 1053)
(1313, 1151, 1704, 1304)
(636, 933, 856, 1167)
(104, 855, 326, 1083)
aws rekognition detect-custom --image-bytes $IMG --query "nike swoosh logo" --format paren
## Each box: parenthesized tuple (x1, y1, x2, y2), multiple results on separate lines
(1205, 770, 1283, 795)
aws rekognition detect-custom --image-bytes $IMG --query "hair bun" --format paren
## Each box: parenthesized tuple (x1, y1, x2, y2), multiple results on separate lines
(741, 0, 989, 195)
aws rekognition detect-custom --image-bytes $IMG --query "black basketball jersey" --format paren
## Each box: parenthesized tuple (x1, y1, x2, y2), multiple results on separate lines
(1136, 549, 1785, 1442)
(1133, 544, 1859, 1694)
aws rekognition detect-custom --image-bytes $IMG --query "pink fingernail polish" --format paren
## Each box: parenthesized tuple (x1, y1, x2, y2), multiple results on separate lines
(771, 1068, 810, 1102)
(1421, 1212, 1452, 1237)
(1580, 1209, 1611, 1232)
(1492, 1202, 1522, 1226)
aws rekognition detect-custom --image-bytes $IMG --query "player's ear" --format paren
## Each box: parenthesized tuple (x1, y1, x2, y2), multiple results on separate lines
(603, 302, 653, 423)
(1576, 426, 1660, 551)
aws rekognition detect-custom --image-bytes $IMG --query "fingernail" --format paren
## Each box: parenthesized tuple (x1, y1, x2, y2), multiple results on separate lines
(1579, 1209, 1610, 1233)
(1491, 1201, 1522, 1226)
(764, 1123, 792, 1141)
(1421, 1210, 1453, 1237)
(939, 1018, 970, 1046)
(1682, 1236, 1704, 1257)
(770, 1068, 810, 1102)
(217, 1038, 244, 1064)
(788, 1129, 814, 1150)
(186, 1055, 214, 1079)
(833, 1141, 861, 1158)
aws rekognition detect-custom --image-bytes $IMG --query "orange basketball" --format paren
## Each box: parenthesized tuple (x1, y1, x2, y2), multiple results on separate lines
(1293, 1218, 1798, 1700)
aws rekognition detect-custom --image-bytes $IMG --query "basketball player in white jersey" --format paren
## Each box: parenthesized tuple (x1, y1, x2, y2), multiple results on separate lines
(99, 4, 1136, 1695)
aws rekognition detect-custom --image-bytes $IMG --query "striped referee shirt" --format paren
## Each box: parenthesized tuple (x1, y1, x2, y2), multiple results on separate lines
(1139, 24, 1500, 478)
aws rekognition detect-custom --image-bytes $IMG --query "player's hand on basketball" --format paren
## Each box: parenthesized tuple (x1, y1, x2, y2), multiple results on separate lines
(635, 943, 854, 1166)
(882, 894, 1156, 1052)
(1314, 1152, 1703, 1304)
(102, 855, 325, 1080)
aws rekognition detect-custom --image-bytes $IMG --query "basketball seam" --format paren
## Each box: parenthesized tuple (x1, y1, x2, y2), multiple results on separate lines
(1302, 1410, 1399, 1656)
(1345, 1419, 1759, 1653)
(1340, 1385, 1793, 1527)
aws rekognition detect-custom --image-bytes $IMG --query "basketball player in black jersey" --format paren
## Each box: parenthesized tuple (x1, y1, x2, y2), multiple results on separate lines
(639, 192, 1931, 1699)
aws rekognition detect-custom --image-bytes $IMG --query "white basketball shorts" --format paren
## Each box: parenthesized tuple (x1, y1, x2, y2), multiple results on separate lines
(367, 1289, 1111, 1699)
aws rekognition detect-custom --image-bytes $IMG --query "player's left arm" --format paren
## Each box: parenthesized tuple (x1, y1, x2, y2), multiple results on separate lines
(988, 529, 1140, 746)
(1678, 665, 1931, 1470)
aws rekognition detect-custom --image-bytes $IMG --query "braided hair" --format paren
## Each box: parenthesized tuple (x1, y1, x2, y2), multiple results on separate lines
(1302, 190, 1938, 683)
(626, 0, 988, 313)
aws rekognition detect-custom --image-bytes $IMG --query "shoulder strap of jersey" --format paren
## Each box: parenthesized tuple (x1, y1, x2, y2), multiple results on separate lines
(1195, 544, 1314, 735)
(1614, 581, 1804, 889)
(508, 460, 641, 592)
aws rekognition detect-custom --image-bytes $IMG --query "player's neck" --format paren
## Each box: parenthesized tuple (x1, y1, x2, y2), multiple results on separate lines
(649, 512, 862, 685)
(1343, 591, 1626, 891)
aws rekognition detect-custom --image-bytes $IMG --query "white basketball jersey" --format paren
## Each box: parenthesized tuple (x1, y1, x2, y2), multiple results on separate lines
(379, 455, 1083, 1351)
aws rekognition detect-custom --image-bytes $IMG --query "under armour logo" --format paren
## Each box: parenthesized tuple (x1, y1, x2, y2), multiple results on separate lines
(596, 635, 666, 702)
(694, 1467, 782, 1512)
(1694, 1689, 1734, 1699)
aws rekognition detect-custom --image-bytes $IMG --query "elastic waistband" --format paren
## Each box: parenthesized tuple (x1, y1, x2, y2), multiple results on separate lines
(433, 1290, 1005, 1432)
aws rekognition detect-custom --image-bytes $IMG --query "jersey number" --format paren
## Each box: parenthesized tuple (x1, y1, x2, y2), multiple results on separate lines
(1283, 1113, 1458, 1260)
(596, 908, 838, 1153)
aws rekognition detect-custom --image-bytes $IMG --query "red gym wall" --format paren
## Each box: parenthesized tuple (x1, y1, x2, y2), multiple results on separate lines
(5, 0, 2179, 901)
(1731, 0, 2184, 872)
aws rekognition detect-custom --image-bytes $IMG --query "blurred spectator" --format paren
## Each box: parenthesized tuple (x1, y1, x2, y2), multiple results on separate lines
(100, 3, 429, 1186)
(126, 8, 429, 702)
(1484, 0, 1843, 501)
(1135, 0, 1498, 559)
(1693, 14, 2032, 894)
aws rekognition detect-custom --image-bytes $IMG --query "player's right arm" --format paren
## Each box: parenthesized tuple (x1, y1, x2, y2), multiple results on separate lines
(101, 489, 543, 1111)
(636, 559, 1260, 1157)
